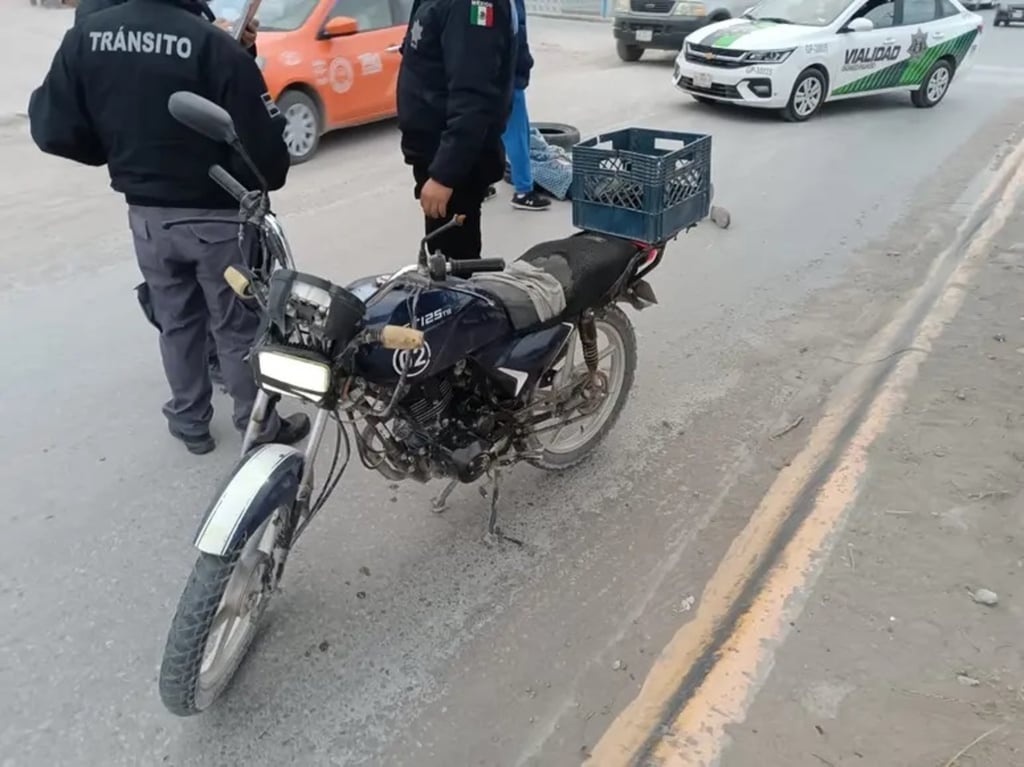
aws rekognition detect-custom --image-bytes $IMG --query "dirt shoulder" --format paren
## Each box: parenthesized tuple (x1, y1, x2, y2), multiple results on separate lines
(722, 189, 1024, 765)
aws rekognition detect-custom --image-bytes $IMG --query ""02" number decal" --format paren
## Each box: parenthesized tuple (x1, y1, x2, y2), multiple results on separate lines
(392, 341, 432, 378)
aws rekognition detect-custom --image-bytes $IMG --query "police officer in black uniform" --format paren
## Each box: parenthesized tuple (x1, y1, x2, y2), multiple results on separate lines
(397, 0, 516, 260)
(73, 0, 258, 390)
(29, 0, 309, 455)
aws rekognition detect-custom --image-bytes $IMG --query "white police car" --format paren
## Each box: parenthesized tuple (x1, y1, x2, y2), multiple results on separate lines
(672, 0, 983, 120)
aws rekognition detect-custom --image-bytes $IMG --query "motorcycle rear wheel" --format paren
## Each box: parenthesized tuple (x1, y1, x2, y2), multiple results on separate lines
(526, 305, 637, 471)
(158, 514, 279, 716)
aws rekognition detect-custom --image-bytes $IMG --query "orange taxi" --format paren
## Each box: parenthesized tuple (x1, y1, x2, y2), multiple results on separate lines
(211, 0, 411, 163)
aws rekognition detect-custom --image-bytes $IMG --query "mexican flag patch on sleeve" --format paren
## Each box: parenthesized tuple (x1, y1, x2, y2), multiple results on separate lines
(470, 0, 494, 27)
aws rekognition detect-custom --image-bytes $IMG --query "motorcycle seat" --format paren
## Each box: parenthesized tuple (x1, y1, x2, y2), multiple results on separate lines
(468, 231, 638, 329)
(517, 231, 641, 315)
(472, 232, 642, 332)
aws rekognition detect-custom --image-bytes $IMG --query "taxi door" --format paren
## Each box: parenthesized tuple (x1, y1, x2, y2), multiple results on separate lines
(314, 0, 406, 128)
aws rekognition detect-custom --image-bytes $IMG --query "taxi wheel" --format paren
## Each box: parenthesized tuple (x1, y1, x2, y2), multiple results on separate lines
(782, 69, 827, 122)
(279, 90, 322, 165)
(911, 59, 953, 109)
(616, 41, 644, 62)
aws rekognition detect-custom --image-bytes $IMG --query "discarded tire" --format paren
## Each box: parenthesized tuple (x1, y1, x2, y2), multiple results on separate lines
(532, 122, 581, 150)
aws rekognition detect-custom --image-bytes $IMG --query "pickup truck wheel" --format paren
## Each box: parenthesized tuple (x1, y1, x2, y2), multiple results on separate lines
(616, 41, 644, 62)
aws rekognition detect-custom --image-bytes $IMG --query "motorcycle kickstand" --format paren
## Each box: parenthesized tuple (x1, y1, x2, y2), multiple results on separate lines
(431, 479, 459, 514)
(480, 468, 523, 548)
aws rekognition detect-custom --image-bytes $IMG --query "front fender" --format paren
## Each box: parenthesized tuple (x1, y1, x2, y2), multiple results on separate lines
(193, 444, 305, 557)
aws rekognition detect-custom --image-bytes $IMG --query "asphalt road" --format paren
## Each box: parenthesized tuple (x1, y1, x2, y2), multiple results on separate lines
(2, 8, 1024, 767)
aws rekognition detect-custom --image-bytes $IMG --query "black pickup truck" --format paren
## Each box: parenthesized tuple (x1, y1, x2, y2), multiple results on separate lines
(994, 1, 1024, 24)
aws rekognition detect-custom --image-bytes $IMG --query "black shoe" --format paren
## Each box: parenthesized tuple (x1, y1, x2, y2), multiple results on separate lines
(254, 413, 312, 447)
(510, 191, 551, 211)
(484, 185, 497, 202)
(168, 424, 216, 455)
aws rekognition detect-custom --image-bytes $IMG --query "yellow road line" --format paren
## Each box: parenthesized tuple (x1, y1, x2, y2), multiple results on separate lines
(586, 140, 1024, 767)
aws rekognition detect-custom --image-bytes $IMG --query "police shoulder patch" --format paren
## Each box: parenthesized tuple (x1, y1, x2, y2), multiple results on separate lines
(470, 0, 494, 27)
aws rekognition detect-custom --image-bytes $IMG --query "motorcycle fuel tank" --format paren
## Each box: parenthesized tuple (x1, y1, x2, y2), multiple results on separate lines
(347, 275, 511, 385)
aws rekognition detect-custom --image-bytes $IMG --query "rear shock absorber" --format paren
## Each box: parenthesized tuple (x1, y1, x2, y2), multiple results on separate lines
(579, 311, 599, 374)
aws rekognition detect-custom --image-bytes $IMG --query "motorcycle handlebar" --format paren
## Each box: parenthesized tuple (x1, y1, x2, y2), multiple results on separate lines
(209, 164, 249, 202)
(449, 258, 506, 277)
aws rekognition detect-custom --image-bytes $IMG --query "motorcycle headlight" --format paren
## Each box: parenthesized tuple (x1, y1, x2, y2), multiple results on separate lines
(743, 48, 794, 64)
(254, 347, 333, 403)
(675, 2, 707, 15)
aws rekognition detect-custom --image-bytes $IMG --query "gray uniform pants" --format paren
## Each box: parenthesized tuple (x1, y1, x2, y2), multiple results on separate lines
(128, 206, 280, 438)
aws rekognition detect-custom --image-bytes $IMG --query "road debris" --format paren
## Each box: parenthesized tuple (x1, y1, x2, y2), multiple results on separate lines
(771, 416, 804, 440)
(612, 660, 627, 671)
(968, 587, 999, 607)
(942, 724, 1005, 767)
(966, 489, 1012, 501)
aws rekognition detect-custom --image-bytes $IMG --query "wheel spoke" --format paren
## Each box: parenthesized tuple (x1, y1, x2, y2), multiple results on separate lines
(529, 317, 628, 456)
(201, 609, 237, 676)
(553, 330, 579, 390)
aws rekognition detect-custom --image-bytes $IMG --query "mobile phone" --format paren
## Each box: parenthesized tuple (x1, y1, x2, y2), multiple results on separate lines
(229, 0, 262, 41)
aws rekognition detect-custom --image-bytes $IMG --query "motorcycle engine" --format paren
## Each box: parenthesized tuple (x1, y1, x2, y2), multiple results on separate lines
(391, 372, 495, 483)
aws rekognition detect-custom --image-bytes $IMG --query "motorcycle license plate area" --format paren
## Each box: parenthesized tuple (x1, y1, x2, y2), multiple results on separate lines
(693, 72, 713, 90)
(635, 29, 653, 42)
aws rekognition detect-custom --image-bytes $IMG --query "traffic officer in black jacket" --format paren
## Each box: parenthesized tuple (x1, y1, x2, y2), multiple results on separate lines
(397, 0, 516, 260)
(74, 0, 258, 392)
(29, 0, 309, 455)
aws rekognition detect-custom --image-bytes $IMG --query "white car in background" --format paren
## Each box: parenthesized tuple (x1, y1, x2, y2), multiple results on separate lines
(672, 0, 984, 121)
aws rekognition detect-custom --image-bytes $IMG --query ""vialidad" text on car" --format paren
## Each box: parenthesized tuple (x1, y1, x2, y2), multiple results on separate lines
(672, 0, 984, 121)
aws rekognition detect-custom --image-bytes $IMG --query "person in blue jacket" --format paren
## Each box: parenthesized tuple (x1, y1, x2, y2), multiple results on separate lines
(502, 0, 550, 211)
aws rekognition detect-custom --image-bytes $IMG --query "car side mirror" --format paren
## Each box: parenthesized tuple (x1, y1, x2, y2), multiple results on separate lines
(322, 16, 358, 37)
(842, 17, 874, 32)
(168, 91, 238, 146)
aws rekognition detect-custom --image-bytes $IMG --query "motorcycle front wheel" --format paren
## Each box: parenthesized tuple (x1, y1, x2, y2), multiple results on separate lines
(158, 512, 280, 716)
(526, 305, 637, 471)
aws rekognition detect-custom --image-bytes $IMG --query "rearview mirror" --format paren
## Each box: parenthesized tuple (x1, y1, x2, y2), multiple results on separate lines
(843, 17, 874, 32)
(168, 91, 238, 145)
(323, 16, 358, 37)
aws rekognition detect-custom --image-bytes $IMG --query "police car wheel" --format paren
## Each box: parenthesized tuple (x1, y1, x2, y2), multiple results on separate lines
(782, 69, 827, 122)
(278, 90, 322, 165)
(616, 41, 644, 62)
(911, 59, 953, 109)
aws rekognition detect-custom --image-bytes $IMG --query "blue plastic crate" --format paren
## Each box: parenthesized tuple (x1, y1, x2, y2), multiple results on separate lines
(571, 128, 712, 244)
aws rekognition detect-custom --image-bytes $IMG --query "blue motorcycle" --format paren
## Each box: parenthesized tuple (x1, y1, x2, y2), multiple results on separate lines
(157, 93, 691, 716)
